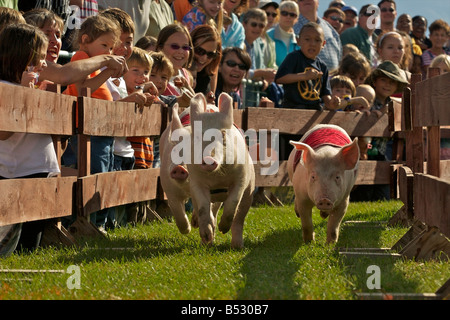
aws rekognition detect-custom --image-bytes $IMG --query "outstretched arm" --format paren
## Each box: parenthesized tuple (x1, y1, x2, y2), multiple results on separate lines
(39, 55, 127, 86)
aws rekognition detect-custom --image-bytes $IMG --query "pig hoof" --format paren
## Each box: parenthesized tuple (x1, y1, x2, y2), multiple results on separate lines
(231, 238, 244, 249)
(178, 225, 191, 234)
(218, 219, 232, 234)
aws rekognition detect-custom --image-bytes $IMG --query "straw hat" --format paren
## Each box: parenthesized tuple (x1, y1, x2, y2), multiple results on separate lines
(365, 60, 409, 94)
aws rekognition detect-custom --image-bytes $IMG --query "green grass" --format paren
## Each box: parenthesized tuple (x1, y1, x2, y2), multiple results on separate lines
(0, 200, 448, 300)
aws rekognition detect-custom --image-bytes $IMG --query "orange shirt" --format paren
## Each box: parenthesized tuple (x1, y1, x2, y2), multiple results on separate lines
(63, 50, 113, 127)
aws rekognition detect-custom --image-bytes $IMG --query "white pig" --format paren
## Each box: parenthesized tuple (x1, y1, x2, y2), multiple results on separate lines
(159, 103, 192, 235)
(160, 101, 221, 234)
(287, 124, 359, 243)
(187, 93, 255, 248)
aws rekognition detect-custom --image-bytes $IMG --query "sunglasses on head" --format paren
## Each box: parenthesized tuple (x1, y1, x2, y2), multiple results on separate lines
(249, 21, 266, 29)
(167, 43, 192, 51)
(225, 60, 247, 70)
(265, 12, 278, 18)
(280, 11, 298, 18)
(329, 16, 343, 23)
(381, 8, 395, 13)
(195, 46, 217, 59)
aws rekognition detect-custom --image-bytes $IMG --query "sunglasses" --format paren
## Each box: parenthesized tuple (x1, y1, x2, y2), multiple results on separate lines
(166, 43, 192, 51)
(195, 46, 217, 59)
(329, 16, 343, 23)
(225, 60, 247, 70)
(381, 8, 395, 13)
(265, 12, 278, 18)
(280, 11, 298, 18)
(249, 21, 266, 29)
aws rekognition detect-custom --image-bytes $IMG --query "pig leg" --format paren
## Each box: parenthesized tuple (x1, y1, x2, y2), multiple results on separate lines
(295, 199, 315, 243)
(191, 188, 215, 245)
(218, 183, 246, 234)
(230, 184, 253, 249)
(326, 198, 349, 243)
(168, 199, 191, 234)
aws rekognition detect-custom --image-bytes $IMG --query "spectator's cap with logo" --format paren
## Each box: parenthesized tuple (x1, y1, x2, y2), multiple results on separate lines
(366, 60, 409, 94)
(341, 5, 358, 16)
(258, 0, 280, 9)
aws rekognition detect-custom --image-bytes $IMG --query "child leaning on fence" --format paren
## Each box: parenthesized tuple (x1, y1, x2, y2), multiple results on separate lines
(123, 47, 159, 225)
(0, 24, 59, 256)
(275, 22, 340, 110)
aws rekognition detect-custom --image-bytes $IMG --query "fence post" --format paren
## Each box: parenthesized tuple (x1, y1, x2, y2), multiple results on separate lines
(425, 67, 441, 177)
(410, 73, 424, 173)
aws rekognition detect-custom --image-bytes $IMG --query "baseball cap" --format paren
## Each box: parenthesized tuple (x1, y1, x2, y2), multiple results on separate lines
(342, 5, 358, 16)
(258, 0, 280, 9)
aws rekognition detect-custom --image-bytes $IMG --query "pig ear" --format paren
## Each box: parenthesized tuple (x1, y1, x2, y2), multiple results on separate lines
(337, 137, 360, 170)
(191, 93, 207, 119)
(218, 93, 233, 117)
(170, 103, 182, 131)
(290, 141, 315, 166)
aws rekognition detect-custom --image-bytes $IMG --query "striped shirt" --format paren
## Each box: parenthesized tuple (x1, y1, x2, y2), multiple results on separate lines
(127, 137, 154, 169)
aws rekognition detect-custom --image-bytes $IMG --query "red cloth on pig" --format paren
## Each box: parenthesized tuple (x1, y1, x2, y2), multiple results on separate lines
(293, 127, 351, 172)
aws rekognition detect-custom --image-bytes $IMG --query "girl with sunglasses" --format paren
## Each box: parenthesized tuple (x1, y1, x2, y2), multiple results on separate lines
(215, 47, 251, 109)
(190, 25, 222, 102)
(266, 1, 300, 68)
(156, 24, 196, 107)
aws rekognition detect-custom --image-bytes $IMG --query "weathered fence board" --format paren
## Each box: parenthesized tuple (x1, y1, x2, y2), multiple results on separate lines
(415, 72, 450, 127)
(0, 177, 76, 227)
(78, 168, 160, 216)
(254, 160, 393, 187)
(413, 173, 450, 238)
(246, 108, 392, 137)
(0, 82, 75, 135)
(79, 97, 164, 137)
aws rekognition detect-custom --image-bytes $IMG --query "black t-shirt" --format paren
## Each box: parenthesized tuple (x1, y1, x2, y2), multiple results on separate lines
(275, 50, 331, 110)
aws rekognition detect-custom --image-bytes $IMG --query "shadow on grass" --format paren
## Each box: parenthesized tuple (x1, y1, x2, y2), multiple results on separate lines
(237, 227, 303, 299)
(336, 223, 424, 297)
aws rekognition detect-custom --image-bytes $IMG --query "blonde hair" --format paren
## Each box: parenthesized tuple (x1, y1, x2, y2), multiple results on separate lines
(77, 15, 121, 48)
(430, 54, 450, 71)
(127, 47, 153, 69)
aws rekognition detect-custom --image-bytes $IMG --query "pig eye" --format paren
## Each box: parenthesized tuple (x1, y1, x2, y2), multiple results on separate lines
(310, 173, 316, 182)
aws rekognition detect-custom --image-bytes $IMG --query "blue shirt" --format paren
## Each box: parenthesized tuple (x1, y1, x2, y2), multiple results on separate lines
(293, 14, 342, 72)
(221, 13, 245, 50)
(266, 25, 299, 68)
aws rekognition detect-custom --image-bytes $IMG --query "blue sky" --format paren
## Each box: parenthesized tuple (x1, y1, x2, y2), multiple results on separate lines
(317, 0, 450, 36)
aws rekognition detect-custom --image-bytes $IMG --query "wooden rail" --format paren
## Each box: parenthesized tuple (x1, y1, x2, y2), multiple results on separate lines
(0, 79, 421, 241)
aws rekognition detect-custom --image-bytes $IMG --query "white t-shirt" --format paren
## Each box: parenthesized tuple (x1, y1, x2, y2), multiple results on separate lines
(0, 81, 60, 178)
(105, 76, 135, 158)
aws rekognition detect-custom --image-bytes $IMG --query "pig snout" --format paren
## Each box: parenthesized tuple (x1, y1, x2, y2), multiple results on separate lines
(200, 156, 218, 172)
(170, 165, 189, 180)
(316, 198, 334, 211)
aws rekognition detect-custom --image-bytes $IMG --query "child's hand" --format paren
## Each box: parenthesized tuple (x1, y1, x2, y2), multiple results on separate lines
(326, 95, 341, 110)
(303, 68, 323, 80)
(173, 76, 195, 95)
(128, 91, 148, 107)
(21, 69, 39, 88)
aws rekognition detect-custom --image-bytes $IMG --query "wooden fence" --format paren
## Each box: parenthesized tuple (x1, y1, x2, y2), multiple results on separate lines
(0, 74, 447, 248)
(344, 70, 450, 300)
